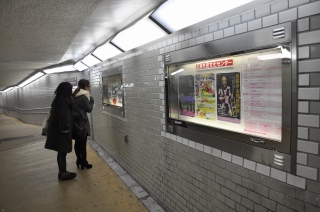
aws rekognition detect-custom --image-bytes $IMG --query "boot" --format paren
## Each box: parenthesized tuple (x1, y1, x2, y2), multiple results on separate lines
(76, 158, 82, 169)
(80, 160, 92, 170)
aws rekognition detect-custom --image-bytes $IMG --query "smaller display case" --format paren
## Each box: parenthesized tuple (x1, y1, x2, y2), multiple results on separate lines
(63, 77, 78, 90)
(101, 66, 125, 117)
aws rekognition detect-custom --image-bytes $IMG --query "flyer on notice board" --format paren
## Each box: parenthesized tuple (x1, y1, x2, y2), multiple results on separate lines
(179, 75, 195, 117)
(195, 73, 216, 120)
(242, 53, 282, 141)
(216, 72, 241, 123)
(106, 74, 122, 107)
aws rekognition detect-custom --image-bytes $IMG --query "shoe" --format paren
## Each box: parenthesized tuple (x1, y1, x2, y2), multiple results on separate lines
(80, 161, 92, 170)
(76, 159, 81, 169)
(59, 171, 77, 180)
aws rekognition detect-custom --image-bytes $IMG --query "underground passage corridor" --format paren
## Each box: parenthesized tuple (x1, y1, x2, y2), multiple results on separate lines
(0, 114, 163, 212)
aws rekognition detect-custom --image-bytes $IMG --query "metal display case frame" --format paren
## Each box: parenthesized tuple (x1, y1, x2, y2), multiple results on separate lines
(101, 66, 125, 118)
(164, 21, 297, 173)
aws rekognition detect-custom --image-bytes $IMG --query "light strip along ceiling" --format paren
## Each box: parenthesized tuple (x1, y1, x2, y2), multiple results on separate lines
(150, 0, 254, 33)
(19, 72, 45, 87)
(81, 54, 101, 67)
(74, 61, 89, 71)
(92, 42, 123, 61)
(111, 11, 168, 51)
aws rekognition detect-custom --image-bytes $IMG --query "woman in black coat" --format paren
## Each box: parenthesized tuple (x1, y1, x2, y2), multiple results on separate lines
(45, 82, 77, 180)
(72, 79, 94, 170)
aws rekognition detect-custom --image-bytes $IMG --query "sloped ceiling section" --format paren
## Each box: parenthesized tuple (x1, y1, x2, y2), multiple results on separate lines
(0, 0, 102, 90)
(0, 0, 166, 90)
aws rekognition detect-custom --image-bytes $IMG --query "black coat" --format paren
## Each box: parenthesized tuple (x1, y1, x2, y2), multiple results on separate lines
(45, 97, 73, 153)
(72, 94, 94, 136)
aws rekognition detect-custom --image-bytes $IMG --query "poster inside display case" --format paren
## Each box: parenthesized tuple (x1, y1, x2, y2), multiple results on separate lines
(167, 46, 290, 143)
(102, 73, 123, 107)
(101, 66, 125, 117)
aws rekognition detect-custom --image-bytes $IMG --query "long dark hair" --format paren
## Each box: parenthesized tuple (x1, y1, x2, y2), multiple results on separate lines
(51, 82, 73, 107)
(72, 79, 90, 97)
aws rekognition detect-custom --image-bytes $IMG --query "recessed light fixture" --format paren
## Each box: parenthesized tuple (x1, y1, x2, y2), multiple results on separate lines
(18, 72, 45, 87)
(44, 65, 76, 74)
(171, 69, 185, 75)
(74, 61, 89, 71)
(92, 42, 123, 61)
(150, 0, 254, 33)
(111, 11, 168, 51)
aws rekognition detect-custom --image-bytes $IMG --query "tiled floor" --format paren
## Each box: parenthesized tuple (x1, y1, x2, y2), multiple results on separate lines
(0, 113, 163, 212)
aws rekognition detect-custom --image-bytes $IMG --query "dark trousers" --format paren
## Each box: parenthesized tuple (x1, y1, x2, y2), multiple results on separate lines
(74, 134, 88, 162)
(57, 152, 67, 173)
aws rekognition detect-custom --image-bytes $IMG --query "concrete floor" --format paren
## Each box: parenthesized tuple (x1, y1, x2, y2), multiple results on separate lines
(0, 113, 163, 212)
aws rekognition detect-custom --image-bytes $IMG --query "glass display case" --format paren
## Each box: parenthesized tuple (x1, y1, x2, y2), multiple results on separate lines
(101, 66, 125, 117)
(102, 73, 123, 107)
(63, 77, 78, 91)
(164, 21, 297, 172)
(168, 47, 290, 143)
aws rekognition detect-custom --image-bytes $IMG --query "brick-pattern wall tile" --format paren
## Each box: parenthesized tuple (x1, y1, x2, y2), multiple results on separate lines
(298, 18, 310, 32)
(262, 14, 278, 27)
(299, 46, 310, 59)
(311, 44, 320, 58)
(271, 0, 289, 13)
(279, 8, 297, 23)
(298, 1, 320, 18)
(310, 14, 320, 30)
(255, 5, 270, 18)
(299, 30, 320, 45)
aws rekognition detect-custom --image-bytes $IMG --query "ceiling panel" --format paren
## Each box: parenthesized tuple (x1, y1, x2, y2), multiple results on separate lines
(0, 0, 166, 91)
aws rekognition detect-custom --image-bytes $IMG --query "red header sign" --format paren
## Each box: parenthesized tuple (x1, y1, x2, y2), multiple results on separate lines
(196, 59, 233, 70)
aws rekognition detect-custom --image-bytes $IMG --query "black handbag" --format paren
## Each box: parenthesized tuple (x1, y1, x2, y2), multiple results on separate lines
(72, 118, 87, 140)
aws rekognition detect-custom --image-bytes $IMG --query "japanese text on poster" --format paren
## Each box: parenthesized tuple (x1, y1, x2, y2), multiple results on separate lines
(242, 54, 282, 141)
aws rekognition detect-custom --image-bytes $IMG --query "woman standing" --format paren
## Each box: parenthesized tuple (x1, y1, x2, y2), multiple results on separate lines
(45, 82, 76, 180)
(72, 79, 94, 170)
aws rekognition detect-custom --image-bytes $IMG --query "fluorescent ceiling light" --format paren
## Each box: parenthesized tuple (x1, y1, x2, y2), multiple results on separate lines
(151, 0, 254, 32)
(111, 12, 168, 51)
(74, 61, 89, 71)
(258, 53, 282, 60)
(92, 42, 123, 61)
(81, 54, 101, 67)
(44, 65, 76, 74)
(258, 47, 291, 60)
(171, 69, 184, 75)
(19, 72, 45, 87)
(280, 47, 291, 58)
(3, 87, 14, 92)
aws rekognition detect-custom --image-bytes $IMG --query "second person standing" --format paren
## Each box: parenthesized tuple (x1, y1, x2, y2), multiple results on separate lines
(72, 79, 94, 170)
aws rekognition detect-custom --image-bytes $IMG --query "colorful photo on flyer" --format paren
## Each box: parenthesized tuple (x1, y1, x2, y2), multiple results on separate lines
(179, 96, 195, 117)
(196, 97, 215, 120)
(195, 73, 215, 98)
(216, 72, 241, 123)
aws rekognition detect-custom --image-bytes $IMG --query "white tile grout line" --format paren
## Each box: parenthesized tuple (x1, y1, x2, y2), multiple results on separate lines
(88, 139, 166, 212)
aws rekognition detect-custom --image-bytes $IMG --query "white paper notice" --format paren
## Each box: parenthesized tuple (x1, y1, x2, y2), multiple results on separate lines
(242, 53, 282, 141)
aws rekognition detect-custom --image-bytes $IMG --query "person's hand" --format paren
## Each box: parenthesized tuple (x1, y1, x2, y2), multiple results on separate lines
(228, 109, 232, 116)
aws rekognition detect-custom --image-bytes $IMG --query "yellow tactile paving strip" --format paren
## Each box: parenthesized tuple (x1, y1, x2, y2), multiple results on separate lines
(0, 114, 149, 212)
